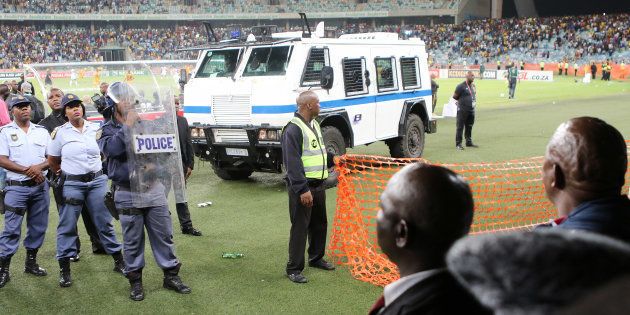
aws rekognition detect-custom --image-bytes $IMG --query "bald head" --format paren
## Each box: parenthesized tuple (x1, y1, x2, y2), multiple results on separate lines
(296, 91, 318, 108)
(545, 117, 627, 195)
(295, 91, 320, 121)
(378, 163, 474, 270)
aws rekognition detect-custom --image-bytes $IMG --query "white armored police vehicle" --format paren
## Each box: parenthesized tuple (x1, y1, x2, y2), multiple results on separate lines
(183, 19, 436, 180)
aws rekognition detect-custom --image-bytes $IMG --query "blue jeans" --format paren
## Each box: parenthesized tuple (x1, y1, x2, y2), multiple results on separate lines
(56, 174, 122, 259)
(0, 182, 49, 258)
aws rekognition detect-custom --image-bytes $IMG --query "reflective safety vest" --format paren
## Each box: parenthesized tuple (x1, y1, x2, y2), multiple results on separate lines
(288, 117, 328, 180)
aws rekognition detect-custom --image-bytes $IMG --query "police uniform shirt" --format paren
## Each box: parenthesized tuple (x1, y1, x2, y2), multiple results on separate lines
(0, 122, 50, 181)
(47, 120, 102, 175)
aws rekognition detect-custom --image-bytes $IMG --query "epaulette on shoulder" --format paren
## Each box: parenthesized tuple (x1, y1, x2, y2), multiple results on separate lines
(51, 126, 60, 140)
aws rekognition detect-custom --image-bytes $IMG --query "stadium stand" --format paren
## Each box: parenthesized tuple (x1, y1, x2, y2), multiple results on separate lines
(1, 0, 456, 14)
(0, 5, 627, 68)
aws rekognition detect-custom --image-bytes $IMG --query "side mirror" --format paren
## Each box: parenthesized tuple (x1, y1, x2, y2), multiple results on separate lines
(320, 66, 334, 89)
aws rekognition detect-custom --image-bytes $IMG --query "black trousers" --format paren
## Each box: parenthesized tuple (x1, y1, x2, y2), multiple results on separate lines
(52, 184, 104, 253)
(161, 174, 194, 230)
(286, 185, 327, 275)
(431, 93, 437, 113)
(175, 202, 193, 229)
(456, 110, 475, 146)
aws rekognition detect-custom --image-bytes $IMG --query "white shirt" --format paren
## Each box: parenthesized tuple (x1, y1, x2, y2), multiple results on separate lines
(47, 120, 102, 174)
(0, 122, 51, 181)
(383, 268, 446, 307)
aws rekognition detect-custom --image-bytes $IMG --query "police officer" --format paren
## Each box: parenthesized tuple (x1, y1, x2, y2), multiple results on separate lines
(47, 94, 124, 288)
(97, 82, 190, 301)
(282, 91, 335, 284)
(507, 62, 518, 99)
(39, 88, 105, 260)
(453, 71, 478, 150)
(0, 95, 51, 288)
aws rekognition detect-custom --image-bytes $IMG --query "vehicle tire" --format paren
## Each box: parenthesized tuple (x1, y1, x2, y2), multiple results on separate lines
(212, 166, 253, 180)
(322, 126, 347, 156)
(387, 114, 425, 158)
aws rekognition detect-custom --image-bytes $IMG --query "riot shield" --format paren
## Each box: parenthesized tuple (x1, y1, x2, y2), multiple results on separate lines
(107, 75, 186, 208)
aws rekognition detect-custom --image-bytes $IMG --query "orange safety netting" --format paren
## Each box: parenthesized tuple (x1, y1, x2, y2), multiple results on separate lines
(328, 142, 630, 287)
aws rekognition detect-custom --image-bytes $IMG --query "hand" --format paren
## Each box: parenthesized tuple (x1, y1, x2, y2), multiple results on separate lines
(33, 174, 46, 184)
(185, 167, 192, 180)
(300, 190, 313, 207)
(24, 164, 43, 179)
(124, 110, 140, 126)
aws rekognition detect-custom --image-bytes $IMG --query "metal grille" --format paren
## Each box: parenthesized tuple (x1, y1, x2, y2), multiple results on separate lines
(401, 57, 420, 89)
(343, 58, 367, 96)
(301, 48, 328, 86)
(212, 95, 251, 125)
(212, 129, 249, 143)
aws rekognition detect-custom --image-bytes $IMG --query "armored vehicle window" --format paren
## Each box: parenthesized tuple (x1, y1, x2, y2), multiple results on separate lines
(343, 58, 368, 97)
(375, 57, 398, 92)
(196, 49, 241, 78)
(400, 57, 421, 90)
(301, 47, 330, 86)
(243, 46, 292, 77)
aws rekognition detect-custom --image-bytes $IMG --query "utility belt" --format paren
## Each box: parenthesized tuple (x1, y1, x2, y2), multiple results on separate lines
(64, 170, 104, 183)
(118, 208, 145, 216)
(6, 179, 42, 187)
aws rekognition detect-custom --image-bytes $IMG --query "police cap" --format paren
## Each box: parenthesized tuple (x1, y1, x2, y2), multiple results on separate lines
(61, 93, 83, 108)
(7, 94, 31, 109)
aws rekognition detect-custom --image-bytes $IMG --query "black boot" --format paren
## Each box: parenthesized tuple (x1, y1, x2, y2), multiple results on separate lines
(112, 251, 125, 274)
(162, 263, 191, 294)
(24, 248, 47, 276)
(127, 270, 144, 301)
(58, 258, 72, 287)
(0, 256, 11, 288)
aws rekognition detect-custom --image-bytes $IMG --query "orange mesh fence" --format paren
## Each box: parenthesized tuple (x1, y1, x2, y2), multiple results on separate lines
(328, 141, 630, 287)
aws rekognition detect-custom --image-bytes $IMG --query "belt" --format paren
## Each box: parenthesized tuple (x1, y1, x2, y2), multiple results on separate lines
(307, 180, 324, 187)
(119, 208, 144, 216)
(6, 179, 40, 187)
(65, 170, 104, 182)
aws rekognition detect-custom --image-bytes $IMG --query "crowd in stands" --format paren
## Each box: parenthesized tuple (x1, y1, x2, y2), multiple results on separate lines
(1, 0, 457, 14)
(403, 13, 630, 66)
(0, 24, 206, 68)
(0, 13, 628, 69)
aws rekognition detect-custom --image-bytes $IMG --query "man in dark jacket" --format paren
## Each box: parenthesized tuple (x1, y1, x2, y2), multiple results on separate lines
(369, 163, 490, 315)
(173, 97, 201, 236)
(542, 117, 630, 244)
(20, 83, 45, 123)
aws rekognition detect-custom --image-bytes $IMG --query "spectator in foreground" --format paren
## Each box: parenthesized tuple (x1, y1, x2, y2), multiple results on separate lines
(369, 163, 490, 315)
(541, 117, 630, 243)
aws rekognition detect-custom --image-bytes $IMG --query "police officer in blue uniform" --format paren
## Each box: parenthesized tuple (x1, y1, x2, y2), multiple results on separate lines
(97, 82, 190, 301)
(47, 94, 124, 287)
(0, 95, 51, 288)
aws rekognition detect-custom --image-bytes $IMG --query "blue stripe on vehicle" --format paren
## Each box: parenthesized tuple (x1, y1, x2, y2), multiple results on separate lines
(184, 90, 432, 115)
(184, 106, 212, 114)
(252, 89, 432, 114)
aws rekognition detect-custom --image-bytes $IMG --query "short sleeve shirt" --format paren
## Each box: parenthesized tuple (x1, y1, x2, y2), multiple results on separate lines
(47, 120, 102, 174)
(0, 122, 51, 181)
(454, 81, 476, 111)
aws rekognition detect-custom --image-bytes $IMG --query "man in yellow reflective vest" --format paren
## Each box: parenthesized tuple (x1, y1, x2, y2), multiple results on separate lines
(282, 91, 335, 283)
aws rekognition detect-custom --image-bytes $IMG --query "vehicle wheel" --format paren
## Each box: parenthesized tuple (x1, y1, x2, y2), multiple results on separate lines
(212, 166, 253, 180)
(387, 114, 425, 158)
(322, 126, 347, 156)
